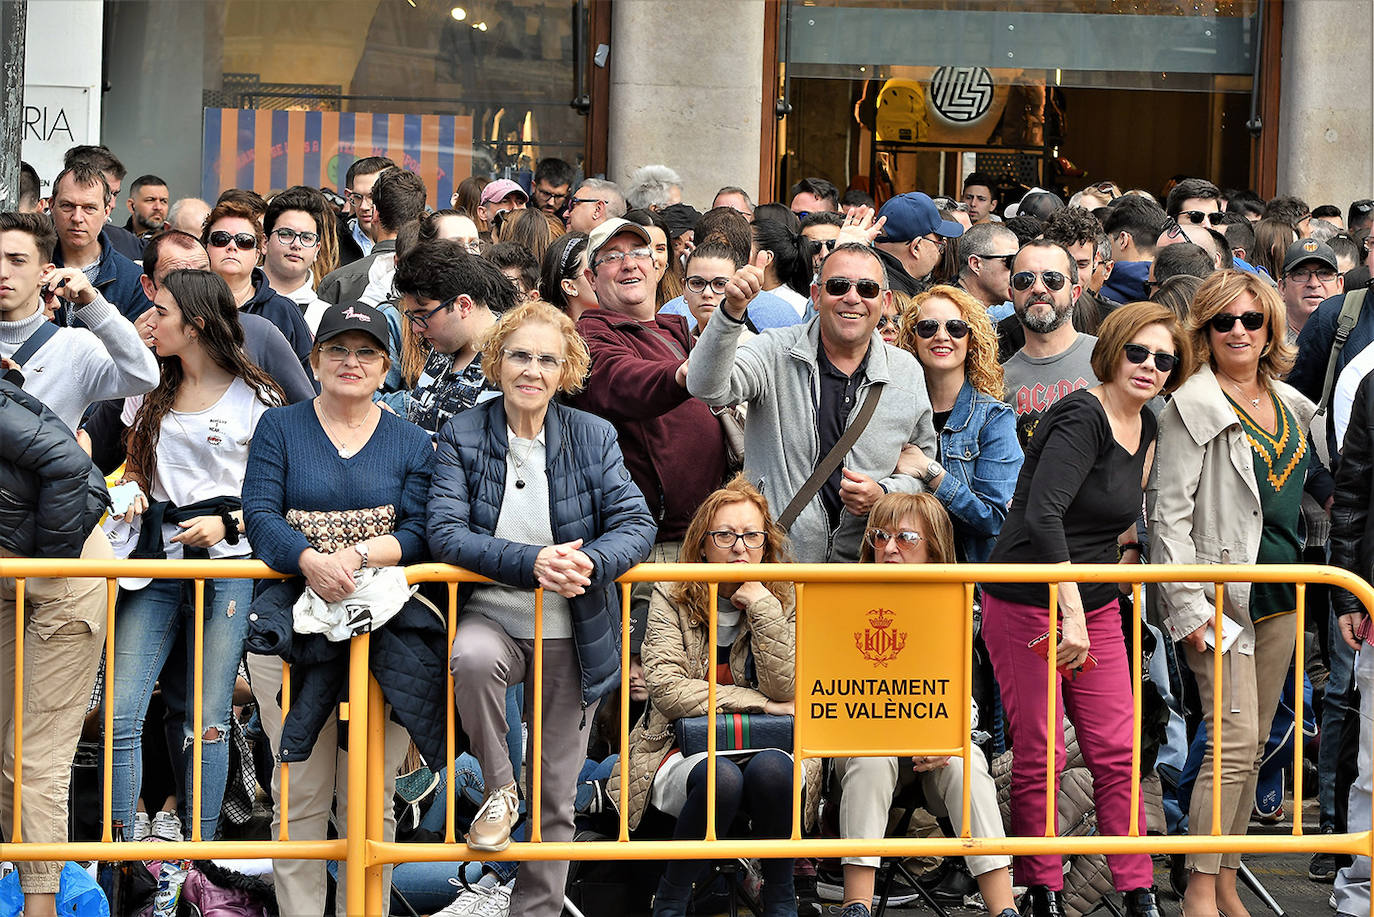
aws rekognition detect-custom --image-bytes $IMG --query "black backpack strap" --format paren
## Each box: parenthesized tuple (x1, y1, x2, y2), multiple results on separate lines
(10, 320, 58, 367)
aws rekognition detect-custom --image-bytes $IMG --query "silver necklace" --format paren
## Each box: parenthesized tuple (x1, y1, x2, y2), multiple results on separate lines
(1220, 373, 1263, 408)
(317, 400, 370, 458)
(510, 436, 539, 489)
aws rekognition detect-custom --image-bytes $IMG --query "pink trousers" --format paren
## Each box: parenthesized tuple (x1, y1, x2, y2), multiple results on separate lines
(982, 592, 1153, 891)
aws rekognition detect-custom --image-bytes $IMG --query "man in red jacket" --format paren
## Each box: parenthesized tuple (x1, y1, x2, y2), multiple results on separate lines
(573, 218, 729, 611)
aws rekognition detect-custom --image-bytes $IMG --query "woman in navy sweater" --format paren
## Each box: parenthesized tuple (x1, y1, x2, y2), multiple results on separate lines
(243, 301, 435, 917)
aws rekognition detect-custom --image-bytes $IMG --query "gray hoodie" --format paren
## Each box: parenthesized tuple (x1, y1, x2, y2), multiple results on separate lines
(688, 308, 937, 562)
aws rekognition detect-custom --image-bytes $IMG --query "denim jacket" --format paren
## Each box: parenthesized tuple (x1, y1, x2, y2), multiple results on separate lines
(932, 380, 1024, 563)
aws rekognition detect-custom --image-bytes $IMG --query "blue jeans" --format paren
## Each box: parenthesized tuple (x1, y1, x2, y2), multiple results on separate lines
(1322, 604, 1357, 829)
(110, 575, 253, 839)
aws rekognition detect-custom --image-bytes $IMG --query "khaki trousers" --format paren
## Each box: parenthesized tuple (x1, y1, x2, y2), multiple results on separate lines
(0, 529, 110, 893)
(247, 652, 408, 917)
(1183, 613, 1297, 874)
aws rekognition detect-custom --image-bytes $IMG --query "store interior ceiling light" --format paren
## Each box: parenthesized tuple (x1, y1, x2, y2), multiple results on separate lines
(450, 6, 467, 20)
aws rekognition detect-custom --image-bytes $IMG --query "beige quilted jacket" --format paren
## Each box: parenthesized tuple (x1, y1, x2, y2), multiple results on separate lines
(609, 583, 817, 831)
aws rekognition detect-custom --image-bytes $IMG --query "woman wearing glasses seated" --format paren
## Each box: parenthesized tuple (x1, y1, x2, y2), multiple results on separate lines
(831, 493, 1016, 917)
(984, 302, 1190, 917)
(203, 198, 314, 373)
(428, 300, 655, 917)
(895, 285, 1022, 563)
(1151, 271, 1314, 917)
(610, 476, 799, 917)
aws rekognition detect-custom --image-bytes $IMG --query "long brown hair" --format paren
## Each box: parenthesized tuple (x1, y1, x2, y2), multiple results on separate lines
(126, 270, 285, 488)
(670, 476, 794, 629)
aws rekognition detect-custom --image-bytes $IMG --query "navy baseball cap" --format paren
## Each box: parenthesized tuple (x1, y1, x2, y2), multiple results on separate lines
(875, 192, 965, 243)
(316, 301, 389, 351)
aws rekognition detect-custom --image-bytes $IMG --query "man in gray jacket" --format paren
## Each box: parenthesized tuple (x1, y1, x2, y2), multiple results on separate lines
(688, 242, 937, 562)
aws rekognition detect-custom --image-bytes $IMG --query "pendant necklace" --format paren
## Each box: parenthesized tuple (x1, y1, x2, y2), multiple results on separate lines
(1219, 371, 1262, 408)
(317, 400, 369, 459)
(509, 437, 539, 489)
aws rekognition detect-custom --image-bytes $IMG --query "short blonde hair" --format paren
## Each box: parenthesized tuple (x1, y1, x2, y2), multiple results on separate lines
(479, 300, 591, 394)
(1184, 269, 1295, 383)
(1090, 301, 1192, 396)
(860, 493, 957, 564)
(896, 285, 1003, 399)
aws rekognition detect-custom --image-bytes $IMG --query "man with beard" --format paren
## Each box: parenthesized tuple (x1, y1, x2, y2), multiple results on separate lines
(1000, 240, 1097, 446)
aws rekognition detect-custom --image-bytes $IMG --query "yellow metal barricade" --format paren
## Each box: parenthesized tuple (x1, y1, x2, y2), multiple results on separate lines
(1, 557, 1372, 917)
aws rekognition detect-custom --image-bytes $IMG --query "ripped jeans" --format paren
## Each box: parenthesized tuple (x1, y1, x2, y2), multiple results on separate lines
(110, 575, 253, 840)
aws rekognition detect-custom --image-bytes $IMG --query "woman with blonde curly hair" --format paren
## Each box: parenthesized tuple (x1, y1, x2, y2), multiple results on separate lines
(895, 284, 1023, 562)
(427, 300, 656, 917)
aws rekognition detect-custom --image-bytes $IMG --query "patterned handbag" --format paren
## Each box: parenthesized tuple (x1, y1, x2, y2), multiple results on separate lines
(286, 504, 396, 554)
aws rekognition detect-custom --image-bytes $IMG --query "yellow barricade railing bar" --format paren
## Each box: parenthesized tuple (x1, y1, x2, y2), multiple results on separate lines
(1, 558, 1371, 917)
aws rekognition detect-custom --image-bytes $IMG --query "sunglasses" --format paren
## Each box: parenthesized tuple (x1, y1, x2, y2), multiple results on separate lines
(824, 277, 883, 299)
(866, 528, 923, 548)
(1178, 210, 1225, 226)
(1160, 217, 1186, 241)
(1091, 181, 1119, 199)
(208, 230, 258, 250)
(1122, 342, 1178, 374)
(1011, 270, 1068, 292)
(975, 252, 1018, 270)
(914, 318, 971, 339)
(1209, 310, 1266, 333)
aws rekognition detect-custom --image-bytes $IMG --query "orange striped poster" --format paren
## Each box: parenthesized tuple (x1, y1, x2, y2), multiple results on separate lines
(202, 109, 474, 208)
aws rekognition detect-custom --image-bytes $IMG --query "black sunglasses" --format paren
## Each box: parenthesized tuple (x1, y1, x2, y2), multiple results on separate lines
(1011, 270, 1068, 292)
(1209, 311, 1266, 333)
(207, 230, 258, 250)
(824, 277, 883, 299)
(1122, 342, 1178, 374)
(976, 252, 1018, 270)
(915, 318, 971, 339)
(1178, 210, 1225, 226)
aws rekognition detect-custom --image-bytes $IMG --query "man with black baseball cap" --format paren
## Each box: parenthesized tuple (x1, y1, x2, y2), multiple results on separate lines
(1281, 238, 1343, 339)
(873, 192, 965, 294)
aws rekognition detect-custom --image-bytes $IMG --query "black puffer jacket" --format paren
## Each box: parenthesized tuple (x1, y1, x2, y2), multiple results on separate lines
(0, 376, 109, 558)
(1330, 370, 1374, 616)
(245, 577, 451, 764)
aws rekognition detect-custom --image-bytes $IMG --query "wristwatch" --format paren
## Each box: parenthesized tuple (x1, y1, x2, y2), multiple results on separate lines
(355, 541, 370, 569)
(923, 461, 944, 485)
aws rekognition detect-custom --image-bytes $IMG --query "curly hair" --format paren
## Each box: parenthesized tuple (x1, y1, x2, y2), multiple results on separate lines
(896, 285, 1003, 399)
(670, 475, 795, 630)
(479, 300, 591, 394)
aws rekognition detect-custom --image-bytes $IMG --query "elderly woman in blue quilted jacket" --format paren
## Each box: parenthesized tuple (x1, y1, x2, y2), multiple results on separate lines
(427, 299, 656, 917)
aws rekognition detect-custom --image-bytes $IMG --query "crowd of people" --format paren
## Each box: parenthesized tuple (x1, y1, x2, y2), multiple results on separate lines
(2, 144, 1374, 917)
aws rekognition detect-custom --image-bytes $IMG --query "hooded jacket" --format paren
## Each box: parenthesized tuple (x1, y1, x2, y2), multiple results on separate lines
(687, 311, 937, 562)
(572, 308, 727, 540)
(427, 398, 657, 706)
(1099, 259, 1150, 305)
(242, 268, 314, 373)
(0, 377, 109, 558)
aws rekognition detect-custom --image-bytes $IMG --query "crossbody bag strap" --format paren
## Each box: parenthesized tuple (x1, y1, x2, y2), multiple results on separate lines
(776, 381, 885, 532)
(10, 319, 58, 368)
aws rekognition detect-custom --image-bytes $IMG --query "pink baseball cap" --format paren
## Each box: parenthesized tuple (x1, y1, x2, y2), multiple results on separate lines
(480, 179, 529, 206)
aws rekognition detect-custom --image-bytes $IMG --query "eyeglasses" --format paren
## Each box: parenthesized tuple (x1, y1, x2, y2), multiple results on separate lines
(404, 297, 455, 330)
(346, 191, 372, 207)
(594, 248, 653, 269)
(322, 343, 384, 363)
(1011, 270, 1068, 292)
(915, 318, 971, 339)
(824, 276, 883, 299)
(533, 187, 569, 205)
(875, 314, 899, 330)
(1287, 267, 1338, 283)
(1122, 342, 1178, 374)
(1178, 210, 1225, 226)
(1208, 310, 1266, 333)
(707, 530, 768, 550)
(932, 198, 970, 213)
(271, 227, 320, 247)
(975, 252, 1017, 270)
(208, 230, 258, 250)
(811, 238, 838, 254)
(503, 348, 566, 372)
(914, 235, 945, 251)
(686, 275, 731, 294)
(865, 528, 923, 548)
(1160, 217, 1186, 241)
(1352, 200, 1374, 214)
(568, 196, 600, 209)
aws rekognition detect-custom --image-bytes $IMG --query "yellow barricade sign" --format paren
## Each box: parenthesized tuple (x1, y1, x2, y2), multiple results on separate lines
(797, 581, 970, 758)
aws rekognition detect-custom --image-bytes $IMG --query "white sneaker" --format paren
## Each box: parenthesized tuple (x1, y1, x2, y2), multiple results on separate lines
(149, 810, 183, 842)
(430, 883, 512, 916)
(130, 811, 150, 842)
